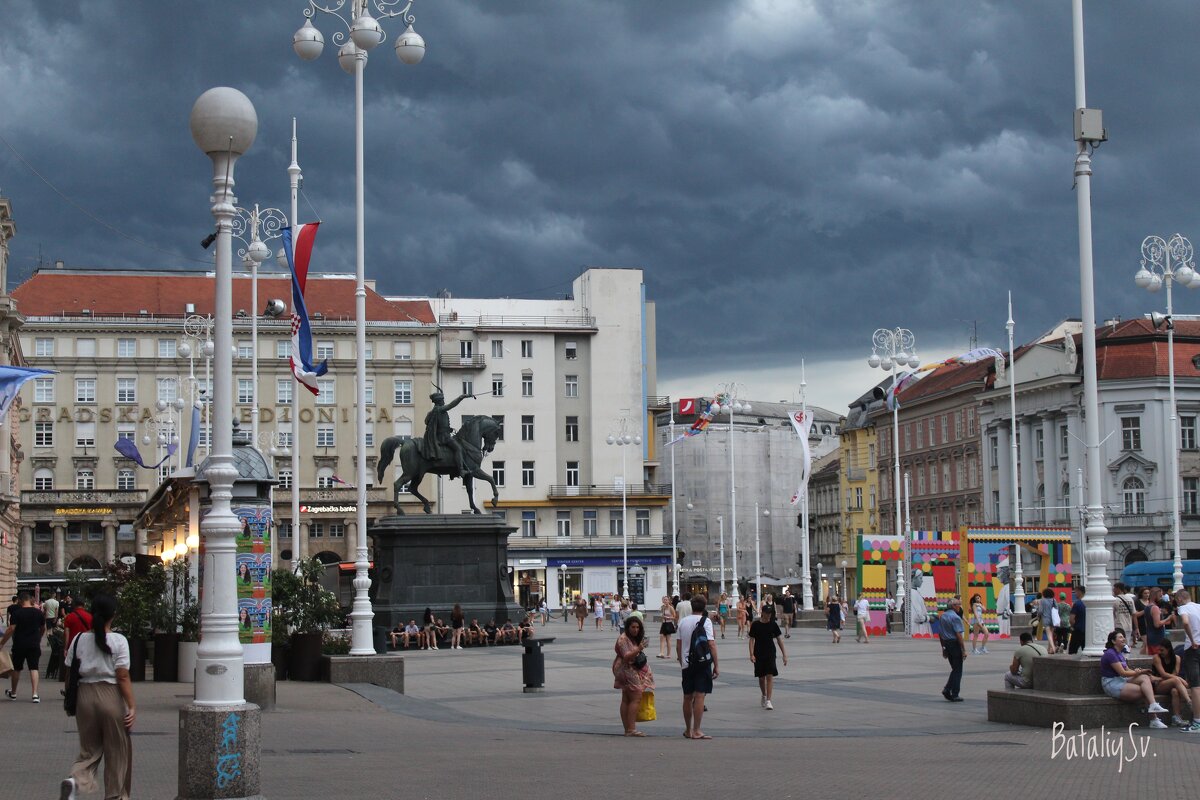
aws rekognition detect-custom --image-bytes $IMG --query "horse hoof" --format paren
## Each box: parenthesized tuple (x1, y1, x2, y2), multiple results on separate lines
(490, 499, 498, 507)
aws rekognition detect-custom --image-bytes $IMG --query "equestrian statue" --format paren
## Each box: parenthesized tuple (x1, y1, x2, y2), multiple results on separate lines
(377, 390, 502, 514)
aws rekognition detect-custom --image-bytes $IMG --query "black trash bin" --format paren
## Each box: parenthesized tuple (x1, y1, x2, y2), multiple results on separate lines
(521, 636, 554, 692)
(373, 625, 389, 655)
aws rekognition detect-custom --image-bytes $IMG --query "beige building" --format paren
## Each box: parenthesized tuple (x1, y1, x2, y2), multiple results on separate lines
(11, 267, 437, 576)
(0, 194, 25, 599)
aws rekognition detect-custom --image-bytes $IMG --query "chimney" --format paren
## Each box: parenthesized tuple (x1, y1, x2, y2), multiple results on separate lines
(55, 259, 64, 269)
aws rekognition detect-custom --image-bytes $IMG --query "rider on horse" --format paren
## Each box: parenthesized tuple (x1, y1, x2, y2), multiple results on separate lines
(421, 389, 474, 478)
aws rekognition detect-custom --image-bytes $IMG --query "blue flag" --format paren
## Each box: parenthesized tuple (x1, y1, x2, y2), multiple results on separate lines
(114, 437, 178, 470)
(0, 366, 53, 424)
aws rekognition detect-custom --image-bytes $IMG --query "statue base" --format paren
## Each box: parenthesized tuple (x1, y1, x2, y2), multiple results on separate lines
(371, 514, 524, 626)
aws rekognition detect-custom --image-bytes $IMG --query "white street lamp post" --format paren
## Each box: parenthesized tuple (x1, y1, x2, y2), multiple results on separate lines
(606, 420, 640, 598)
(717, 514, 726, 596)
(903, 471, 912, 635)
(714, 385, 750, 600)
(1006, 293, 1026, 613)
(185, 85, 261, 799)
(1136, 233, 1196, 592)
(669, 404, 679, 595)
(841, 559, 848, 600)
(1071, 0, 1115, 655)
(178, 314, 215, 462)
(232, 204, 287, 445)
(754, 504, 769, 597)
(868, 327, 918, 620)
(799, 360, 813, 611)
(294, 0, 427, 656)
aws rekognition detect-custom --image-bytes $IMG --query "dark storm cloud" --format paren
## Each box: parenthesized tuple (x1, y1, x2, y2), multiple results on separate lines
(2, 1, 1199, 408)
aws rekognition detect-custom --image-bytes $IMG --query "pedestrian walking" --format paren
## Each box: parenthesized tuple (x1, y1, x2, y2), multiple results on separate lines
(854, 593, 871, 644)
(716, 593, 729, 639)
(1173, 589, 1200, 732)
(612, 617, 654, 736)
(677, 594, 718, 739)
(657, 596, 676, 659)
(609, 595, 622, 631)
(1, 591, 45, 702)
(779, 588, 795, 637)
(1068, 587, 1086, 654)
(60, 593, 135, 800)
(1034, 588, 1058, 654)
(826, 592, 843, 643)
(968, 593, 989, 655)
(938, 597, 967, 702)
(1145, 587, 1176, 656)
(594, 596, 605, 630)
(450, 604, 466, 649)
(735, 597, 747, 639)
(1055, 593, 1072, 652)
(574, 596, 588, 631)
(747, 605, 787, 709)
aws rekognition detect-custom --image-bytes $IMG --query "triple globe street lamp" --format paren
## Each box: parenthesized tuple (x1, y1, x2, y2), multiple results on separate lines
(712, 385, 750, 601)
(606, 420, 641, 599)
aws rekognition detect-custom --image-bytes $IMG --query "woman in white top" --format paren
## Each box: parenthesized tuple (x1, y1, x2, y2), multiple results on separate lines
(969, 593, 989, 655)
(60, 593, 135, 800)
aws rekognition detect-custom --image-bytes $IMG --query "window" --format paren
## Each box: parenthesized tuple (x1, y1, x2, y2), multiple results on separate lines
(238, 379, 254, 404)
(565, 416, 579, 442)
(940, 415, 948, 443)
(1060, 425, 1069, 457)
(929, 463, 938, 494)
(76, 339, 96, 357)
(957, 459, 966, 489)
(492, 461, 505, 487)
(491, 374, 504, 396)
(583, 510, 598, 537)
(35, 338, 53, 357)
(117, 469, 135, 490)
(329, 523, 345, 539)
(521, 511, 537, 538)
(491, 415, 505, 440)
(309, 523, 324, 539)
(565, 341, 577, 360)
(159, 462, 171, 484)
(117, 378, 137, 404)
(279, 423, 293, 450)
(566, 461, 579, 487)
(609, 511, 623, 537)
(116, 338, 136, 358)
(927, 420, 935, 447)
(75, 378, 96, 403)
(365, 423, 375, 449)
(564, 375, 578, 398)
(521, 460, 535, 487)
(917, 469, 926, 494)
(364, 378, 375, 405)
(955, 411, 963, 440)
(989, 436, 998, 469)
(854, 487, 863, 510)
(393, 380, 412, 405)
(1183, 416, 1197, 450)
(903, 424, 911, 451)
(238, 340, 253, 359)
(394, 341, 412, 360)
(461, 379, 473, 396)
(76, 469, 95, 490)
(316, 424, 335, 448)
(75, 421, 96, 448)
(157, 377, 178, 404)
(491, 340, 504, 358)
(276, 340, 290, 359)
(364, 341, 374, 360)
(557, 511, 571, 538)
(316, 379, 335, 405)
(459, 340, 473, 359)
(1035, 428, 1044, 460)
(636, 509, 650, 537)
(1121, 417, 1141, 451)
(277, 470, 292, 490)
(34, 422, 53, 447)
(521, 340, 533, 358)
(157, 339, 176, 358)
(1122, 477, 1146, 515)
(33, 469, 53, 491)
(521, 415, 534, 441)
(1185, 477, 1199, 515)
(34, 377, 53, 403)
(316, 341, 334, 361)
(521, 373, 533, 397)
(277, 378, 293, 405)
(942, 461, 951, 492)
(317, 468, 335, 489)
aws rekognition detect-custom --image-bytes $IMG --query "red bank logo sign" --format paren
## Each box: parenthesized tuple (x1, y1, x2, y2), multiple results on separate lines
(679, 398, 696, 415)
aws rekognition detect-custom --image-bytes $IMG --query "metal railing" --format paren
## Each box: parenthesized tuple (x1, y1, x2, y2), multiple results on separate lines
(438, 354, 488, 369)
(646, 395, 670, 409)
(437, 313, 597, 329)
(547, 483, 672, 498)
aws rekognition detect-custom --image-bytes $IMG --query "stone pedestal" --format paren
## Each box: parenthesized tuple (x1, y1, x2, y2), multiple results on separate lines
(243, 663, 275, 712)
(177, 702, 264, 800)
(370, 514, 524, 626)
(322, 654, 404, 694)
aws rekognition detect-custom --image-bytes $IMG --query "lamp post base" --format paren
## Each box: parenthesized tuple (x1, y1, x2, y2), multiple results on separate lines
(177, 702, 263, 800)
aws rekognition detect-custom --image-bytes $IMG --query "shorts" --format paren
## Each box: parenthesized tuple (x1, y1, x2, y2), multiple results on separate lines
(11, 645, 40, 672)
(1101, 676, 1127, 699)
(681, 663, 713, 696)
(1183, 647, 1200, 689)
(660, 622, 676, 636)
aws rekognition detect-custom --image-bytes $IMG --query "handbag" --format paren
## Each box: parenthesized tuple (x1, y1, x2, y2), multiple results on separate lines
(0, 649, 12, 679)
(632, 651, 647, 669)
(636, 691, 656, 722)
(1050, 605, 1061, 628)
(63, 638, 82, 717)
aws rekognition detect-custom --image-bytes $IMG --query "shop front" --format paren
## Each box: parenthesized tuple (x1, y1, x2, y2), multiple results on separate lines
(512, 550, 672, 610)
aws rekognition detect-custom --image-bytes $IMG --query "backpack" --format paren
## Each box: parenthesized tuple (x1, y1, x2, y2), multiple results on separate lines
(688, 617, 712, 666)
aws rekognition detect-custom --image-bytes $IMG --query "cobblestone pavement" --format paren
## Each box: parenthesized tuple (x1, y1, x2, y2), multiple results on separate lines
(4, 619, 1196, 799)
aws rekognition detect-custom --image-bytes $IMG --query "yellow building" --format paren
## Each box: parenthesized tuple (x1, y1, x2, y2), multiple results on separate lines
(834, 383, 886, 596)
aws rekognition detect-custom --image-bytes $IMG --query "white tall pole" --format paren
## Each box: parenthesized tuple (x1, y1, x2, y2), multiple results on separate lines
(670, 409, 679, 595)
(621, 441, 628, 599)
(1072, 0, 1114, 655)
(288, 119, 302, 574)
(718, 515, 726, 596)
(250, 206, 260, 445)
(1166, 257, 1183, 592)
(800, 360, 813, 611)
(1076, 466, 1087, 588)
(903, 471, 912, 636)
(1007, 292, 1026, 613)
(729, 400, 740, 601)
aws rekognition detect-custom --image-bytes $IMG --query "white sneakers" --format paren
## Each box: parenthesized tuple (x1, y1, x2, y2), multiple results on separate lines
(760, 696, 766, 708)
(60, 777, 77, 800)
(1147, 702, 1170, 715)
(1149, 717, 1168, 729)
(764, 700, 774, 711)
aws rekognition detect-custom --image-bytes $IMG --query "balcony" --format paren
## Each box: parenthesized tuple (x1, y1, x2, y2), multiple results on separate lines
(547, 483, 672, 498)
(1106, 512, 1169, 530)
(438, 354, 487, 370)
(846, 467, 866, 482)
(438, 313, 597, 331)
(22, 490, 147, 507)
(646, 396, 670, 410)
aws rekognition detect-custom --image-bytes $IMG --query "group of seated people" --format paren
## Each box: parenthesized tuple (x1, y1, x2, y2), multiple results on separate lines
(389, 615, 536, 649)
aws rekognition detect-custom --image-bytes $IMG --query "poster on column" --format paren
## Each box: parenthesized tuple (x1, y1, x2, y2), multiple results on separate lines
(235, 506, 273, 664)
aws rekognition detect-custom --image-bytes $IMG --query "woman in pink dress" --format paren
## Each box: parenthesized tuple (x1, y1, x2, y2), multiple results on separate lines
(612, 617, 655, 736)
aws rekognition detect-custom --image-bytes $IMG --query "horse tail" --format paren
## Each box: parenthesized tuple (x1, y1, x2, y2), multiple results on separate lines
(378, 436, 402, 482)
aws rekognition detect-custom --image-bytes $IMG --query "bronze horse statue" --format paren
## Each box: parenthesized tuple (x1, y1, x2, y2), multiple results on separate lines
(376, 414, 502, 514)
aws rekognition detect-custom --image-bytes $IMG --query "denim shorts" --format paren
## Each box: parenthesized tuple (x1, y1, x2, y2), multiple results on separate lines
(1101, 676, 1127, 699)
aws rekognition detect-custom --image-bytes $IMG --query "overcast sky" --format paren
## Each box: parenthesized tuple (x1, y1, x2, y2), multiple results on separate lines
(3, 1, 1199, 413)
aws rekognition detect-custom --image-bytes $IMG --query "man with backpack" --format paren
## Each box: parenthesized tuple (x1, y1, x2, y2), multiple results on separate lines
(677, 594, 719, 739)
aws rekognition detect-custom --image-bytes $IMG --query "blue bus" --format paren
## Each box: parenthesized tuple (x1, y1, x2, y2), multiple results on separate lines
(1119, 559, 1200, 595)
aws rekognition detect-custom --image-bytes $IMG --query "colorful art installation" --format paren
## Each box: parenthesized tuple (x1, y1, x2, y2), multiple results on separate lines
(856, 534, 903, 636)
(908, 530, 961, 638)
(235, 505, 273, 662)
(667, 393, 727, 445)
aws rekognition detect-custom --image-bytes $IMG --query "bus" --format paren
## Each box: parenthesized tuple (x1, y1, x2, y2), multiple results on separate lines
(1119, 559, 1200, 597)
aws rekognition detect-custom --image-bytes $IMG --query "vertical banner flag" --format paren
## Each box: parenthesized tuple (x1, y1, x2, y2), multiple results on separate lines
(0, 366, 53, 424)
(282, 224, 327, 395)
(185, 402, 202, 467)
(788, 409, 814, 506)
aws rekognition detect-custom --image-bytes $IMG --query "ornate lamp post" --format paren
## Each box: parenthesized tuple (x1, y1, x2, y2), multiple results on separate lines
(292, 0, 427, 656)
(606, 418, 641, 598)
(178, 314, 215, 462)
(1136, 234, 1196, 592)
(868, 328, 919, 627)
(713, 384, 750, 601)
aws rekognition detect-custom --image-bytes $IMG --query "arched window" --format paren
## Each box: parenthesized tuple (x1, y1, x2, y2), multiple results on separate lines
(33, 468, 53, 491)
(75, 469, 95, 490)
(1123, 477, 1146, 515)
(68, 555, 102, 571)
(117, 469, 136, 490)
(314, 550, 341, 565)
(1124, 548, 1149, 566)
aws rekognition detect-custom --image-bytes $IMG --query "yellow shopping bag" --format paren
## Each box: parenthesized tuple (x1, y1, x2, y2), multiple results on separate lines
(636, 691, 656, 722)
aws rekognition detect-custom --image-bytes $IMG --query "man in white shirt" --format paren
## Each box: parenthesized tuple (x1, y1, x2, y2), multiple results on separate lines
(854, 594, 871, 644)
(677, 595, 719, 739)
(1173, 589, 1200, 733)
(674, 593, 692, 657)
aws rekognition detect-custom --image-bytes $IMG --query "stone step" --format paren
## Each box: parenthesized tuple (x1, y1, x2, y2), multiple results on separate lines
(986, 688, 1173, 730)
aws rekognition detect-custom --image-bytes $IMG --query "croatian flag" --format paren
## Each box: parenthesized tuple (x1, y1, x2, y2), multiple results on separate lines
(787, 409, 814, 506)
(281, 224, 327, 395)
